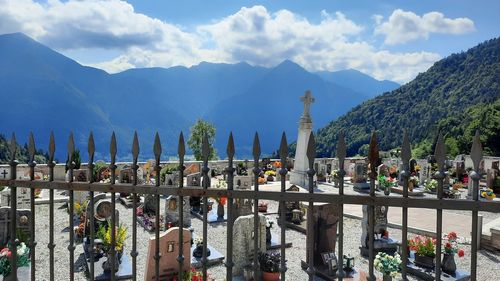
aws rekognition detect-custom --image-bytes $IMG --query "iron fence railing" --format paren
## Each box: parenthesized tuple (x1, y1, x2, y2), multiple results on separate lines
(0, 129, 498, 281)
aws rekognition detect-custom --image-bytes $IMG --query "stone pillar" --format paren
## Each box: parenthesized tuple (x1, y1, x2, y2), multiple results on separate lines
(290, 90, 314, 188)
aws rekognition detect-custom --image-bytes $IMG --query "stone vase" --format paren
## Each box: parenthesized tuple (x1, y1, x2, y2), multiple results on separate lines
(409, 181, 414, 192)
(382, 275, 392, 281)
(217, 202, 225, 218)
(414, 254, 435, 269)
(102, 252, 120, 273)
(442, 253, 457, 274)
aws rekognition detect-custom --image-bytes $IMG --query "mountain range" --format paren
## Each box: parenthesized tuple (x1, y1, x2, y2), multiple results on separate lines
(314, 37, 500, 158)
(0, 32, 399, 161)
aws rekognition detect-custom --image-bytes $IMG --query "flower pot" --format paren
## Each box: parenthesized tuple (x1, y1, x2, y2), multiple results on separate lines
(382, 275, 392, 281)
(442, 253, 456, 274)
(414, 254, 435, 269)
(262, 271, 280, 281)
(267, 175, 275, 182)
(2, 273, 19, 281)
(409, 182, 414, 192)
(193, 244, 211, 258)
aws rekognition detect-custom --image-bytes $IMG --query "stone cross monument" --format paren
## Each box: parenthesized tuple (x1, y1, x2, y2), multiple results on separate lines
(290, 90, 314, 188)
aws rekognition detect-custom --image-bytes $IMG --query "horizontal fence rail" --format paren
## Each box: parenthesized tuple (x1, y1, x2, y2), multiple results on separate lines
(0, 129, 497, 281)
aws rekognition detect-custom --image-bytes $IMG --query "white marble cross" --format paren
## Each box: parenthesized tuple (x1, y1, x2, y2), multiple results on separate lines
(300, 91, 315, 117)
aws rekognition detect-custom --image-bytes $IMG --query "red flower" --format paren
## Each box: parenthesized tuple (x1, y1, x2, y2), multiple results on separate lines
(458, 249, 465, 257)
(383, 230, 389, 238)
(448, 232, 457, 240)
(445, 242, 451, 249)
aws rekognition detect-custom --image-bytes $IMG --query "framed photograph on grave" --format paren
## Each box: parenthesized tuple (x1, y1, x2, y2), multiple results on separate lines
(321, 251, 337, 265)
(167, 241, 175, 253)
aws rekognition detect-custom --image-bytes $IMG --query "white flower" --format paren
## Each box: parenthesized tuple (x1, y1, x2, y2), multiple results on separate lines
(17, 243, 27, 256)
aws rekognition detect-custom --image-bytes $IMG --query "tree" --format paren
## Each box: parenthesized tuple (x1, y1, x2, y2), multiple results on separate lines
(188, 119, 217, 161)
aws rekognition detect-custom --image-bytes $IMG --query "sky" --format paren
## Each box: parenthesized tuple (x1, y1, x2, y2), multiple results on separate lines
(0, 0, 498, 83)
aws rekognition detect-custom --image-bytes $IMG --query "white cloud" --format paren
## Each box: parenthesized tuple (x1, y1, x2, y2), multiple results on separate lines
(0, 1, 458, 83)
(375, 9, 475, 45)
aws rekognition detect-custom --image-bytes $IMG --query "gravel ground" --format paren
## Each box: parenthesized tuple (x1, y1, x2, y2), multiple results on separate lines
(32, 198, 500, 281)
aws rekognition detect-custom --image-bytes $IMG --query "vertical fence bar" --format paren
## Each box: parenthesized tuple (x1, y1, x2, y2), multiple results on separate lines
(367, 132, 378, 281)
(177, 132, 186, 281)
(87, 132, 96, 281)
(201, 133, 210, 280)
(8, 133, 18, 281)
(110, 132, 118, 281)
(27, 133, 37, 281)
(67, 133, 76, 281)
(434, 133, 446, 281)
(400, 132, 411, 280)
(131, 132, 140, 281)
(225, 133, 235, 281)
(47, 132, 56, 281)
(469, 131, 482, 281)
(252, 133, 261, 280)
(306, 132, 316, 281)
(279, 133, 288, 281)
(153, 133, 162, 281)
(336, 133, 347, 281)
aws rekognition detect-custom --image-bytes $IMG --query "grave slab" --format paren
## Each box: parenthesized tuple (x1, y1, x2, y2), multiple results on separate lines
(407, 253, 470, 281)
(83, 241, 132, 281)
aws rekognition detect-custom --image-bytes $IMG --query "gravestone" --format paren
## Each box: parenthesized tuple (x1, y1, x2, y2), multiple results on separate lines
(234, 175, 252, 190)
(187, 172, 201, 187)
(144, 227, 191, 281)
(143, 195, 156, 215)
(308, 204, 340, 267)
(290, 91, 315, 188)
(377, 164, 390, 177)
(0, 168, 9, 180)
(360, 205, 398, 257)
(119, 166, 133, 183)
(234, 199, 253, 220)
(353, 163, 370, 191)
(232, 214, 267, 276)
(0, 206, 31, 245)
(164, 195, 191, 227)
(73, 169, 89, 205)
(164, 172, 180, 186)
(1, 187, 30, 209)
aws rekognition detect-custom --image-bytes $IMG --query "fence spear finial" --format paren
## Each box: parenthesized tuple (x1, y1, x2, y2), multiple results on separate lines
(132, 131, 140, 165)
(470, 130, 482, 172)
(9, 133, 17, 162)
(28, 132, 36, 163)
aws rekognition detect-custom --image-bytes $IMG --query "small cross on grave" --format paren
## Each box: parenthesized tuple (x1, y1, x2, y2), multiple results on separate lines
(300, 91, 315, 120)
(1, 170, 8, 179)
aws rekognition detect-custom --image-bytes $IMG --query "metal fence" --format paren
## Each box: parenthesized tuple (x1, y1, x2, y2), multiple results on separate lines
(0, 129, 498, 281)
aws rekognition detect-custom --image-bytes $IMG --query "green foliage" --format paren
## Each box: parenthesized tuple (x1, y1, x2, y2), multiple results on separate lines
(65, 149, 81, 172)
(315, 38, 500, 158)
(187, 119, 217, 161)
(160, 165, 177, 184)
(0, 134, 48, 164)
(93, 161, 107, 181)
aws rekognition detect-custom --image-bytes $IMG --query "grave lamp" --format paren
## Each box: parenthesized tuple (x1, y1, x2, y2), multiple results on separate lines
(343, 254, 355, 271)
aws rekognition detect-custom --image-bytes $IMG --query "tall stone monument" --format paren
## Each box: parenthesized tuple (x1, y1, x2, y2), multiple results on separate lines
(290, 90, 314, 188)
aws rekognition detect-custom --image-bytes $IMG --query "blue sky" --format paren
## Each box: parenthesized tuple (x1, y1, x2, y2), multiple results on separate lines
(1, 0, 498, 83)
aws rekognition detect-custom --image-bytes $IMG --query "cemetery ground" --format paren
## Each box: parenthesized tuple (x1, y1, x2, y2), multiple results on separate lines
(30, 185, 500, 281)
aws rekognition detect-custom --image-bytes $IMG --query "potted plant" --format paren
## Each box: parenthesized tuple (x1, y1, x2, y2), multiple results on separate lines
(378, 175, 395, 195)
(442, 232, 465, 274)
(480, 188, 496, 201)
(408, 235, 436, 268)
(424, 179, 437, 193)
(374, 252, 401, 281)
(97, 224, 127, 272)
(259, 252, 281, 281)
(192, 238, 211, 258)
(409, 175, 419, 191)
(265, 170, 276, 182)
(0, 242, 30, 281)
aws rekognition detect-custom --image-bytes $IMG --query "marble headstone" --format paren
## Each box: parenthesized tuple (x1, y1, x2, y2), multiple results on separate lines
(144, 227, 191, 281)
(232, 214, 267, 276)
(164, 195, 191, 227)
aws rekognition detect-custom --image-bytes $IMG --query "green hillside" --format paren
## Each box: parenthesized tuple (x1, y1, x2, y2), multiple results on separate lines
(0, 134, 48, 164)
(315, 38, 500, 158)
